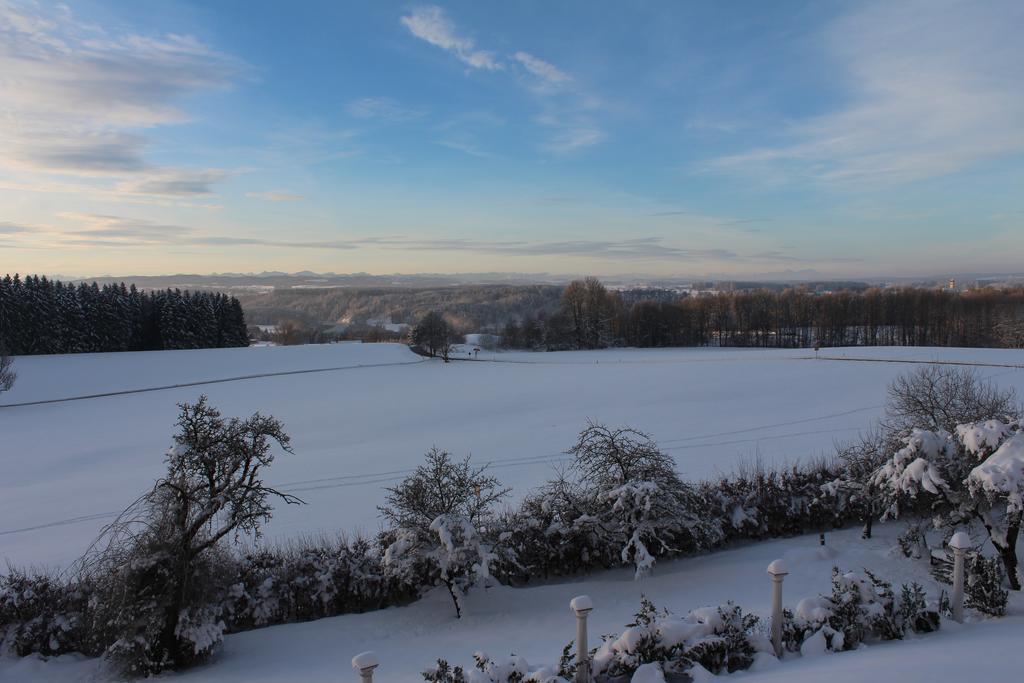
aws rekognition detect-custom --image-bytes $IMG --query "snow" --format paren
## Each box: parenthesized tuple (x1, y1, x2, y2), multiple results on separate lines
(351, 651, 379, 670)
(949, 531, 972, 550)
(957, 419, 1015, 455)
(3, 525, 1023, 682)
(766, 559, 788, 576)
(569, 595, 593, 613)
(968, 432, 1024, 512)
(3, 344, 1024, 570)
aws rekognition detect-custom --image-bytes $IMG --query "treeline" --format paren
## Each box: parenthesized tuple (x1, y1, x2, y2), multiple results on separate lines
(235, 284, 563, 331)
(502, 278, 1024, 350)
(0, 274, 249, 356)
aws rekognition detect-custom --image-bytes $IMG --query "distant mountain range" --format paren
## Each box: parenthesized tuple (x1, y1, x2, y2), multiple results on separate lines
(58, 270, 1024, 292)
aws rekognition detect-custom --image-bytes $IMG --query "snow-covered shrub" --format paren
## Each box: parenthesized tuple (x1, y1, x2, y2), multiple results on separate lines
(497, 482, 610, 581)
(90, 537, 233, 675)
(379, 448, 510, 617)
(873, 419, 1024, 589)
(423, 659, 467, 682)
(703, 459, 842, 544)
(896, 582, 939, 634)
(965, 554, 1009, 617)
(224, 534, 405, 629)
(0, 570, 95, 657)
(590, 597, 764, 679)
(896, 523, 928, 559)
(423, 652, 567, 683)
(785, 568, 937, 654)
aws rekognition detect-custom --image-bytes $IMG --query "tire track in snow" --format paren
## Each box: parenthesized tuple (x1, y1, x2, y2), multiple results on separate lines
(806, 356, 1024, 369)
(0, 358, 428, 409)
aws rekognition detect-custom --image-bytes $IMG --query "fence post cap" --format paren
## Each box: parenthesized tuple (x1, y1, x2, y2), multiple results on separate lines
(570, 595, 594, 614)
(949, 532, 971, 550)
(767, 559, 789, 576)
(352, 651, 379, 670)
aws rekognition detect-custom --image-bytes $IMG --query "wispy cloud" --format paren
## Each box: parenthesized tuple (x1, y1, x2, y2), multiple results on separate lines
(0, 1, 244, 195)
(345, 97, 426, 122)
(246, 190, 305, 202)
(400, 6, 501, 70)
(399, 6, 602, 154)
(513, 51, 570, 90)
(708, 0, 1024, 187)
(536, 115, 605, 153)
(118, 170, 231, 197)
(0, 221, 35, 234)
(4, 211, 865, 271)
(648, 210, 690, 217)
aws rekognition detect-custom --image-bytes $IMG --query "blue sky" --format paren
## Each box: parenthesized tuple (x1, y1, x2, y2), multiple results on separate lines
(1, 0, 1022, 278)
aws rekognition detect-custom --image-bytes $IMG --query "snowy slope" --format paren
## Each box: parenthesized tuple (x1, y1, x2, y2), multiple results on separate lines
(2, 344, 1023, 569)
(2, 525, 1021, 682)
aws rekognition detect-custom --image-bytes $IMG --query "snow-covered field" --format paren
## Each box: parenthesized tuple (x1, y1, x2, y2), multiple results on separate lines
(3, 343, 1024, 681)
(3, 343, 1024, 569)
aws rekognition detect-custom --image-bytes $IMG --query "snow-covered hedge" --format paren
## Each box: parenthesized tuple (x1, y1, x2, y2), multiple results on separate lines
(0, 455, 857, 665)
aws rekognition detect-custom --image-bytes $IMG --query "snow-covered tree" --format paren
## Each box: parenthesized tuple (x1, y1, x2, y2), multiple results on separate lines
(0, 344, 15, 392)
(379, 448, 510, 617)
(873, 419, 1024, 589)
(81, 397, 300, 673)
(562, 421, 719, 578)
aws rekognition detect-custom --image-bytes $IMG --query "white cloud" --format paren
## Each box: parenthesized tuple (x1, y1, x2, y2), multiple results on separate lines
(513, 51, 570, 89)
(0, 1, 243, 194)
(400, 6, 501, 71)
(709, 0, 1024, 186)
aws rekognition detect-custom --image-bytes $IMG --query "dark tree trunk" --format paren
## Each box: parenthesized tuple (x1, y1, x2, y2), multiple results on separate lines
(861, 514, 873, 540)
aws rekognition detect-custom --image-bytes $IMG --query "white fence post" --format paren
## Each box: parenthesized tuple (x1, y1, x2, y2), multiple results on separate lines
(352, 651, 379, 683)
(570, 595, 593, 683)
(767, 559, 788, 658)
(949, 531, 970, 623)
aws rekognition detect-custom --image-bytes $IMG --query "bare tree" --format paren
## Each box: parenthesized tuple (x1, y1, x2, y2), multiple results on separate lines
(0, 345, 14, 393)
(273, 319, 308, 345)
(411, 311, 457, 360)
(884, 365, 1019, 434)
(832, 428, 899, 539)
(379, 447, 508, 536)
(567, 420, 680, 490)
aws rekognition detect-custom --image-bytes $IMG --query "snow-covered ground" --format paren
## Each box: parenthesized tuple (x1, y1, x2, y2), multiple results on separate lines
(3, 344, 1024, 569)
(2, 525, 1021, 682)
(3, 343, 1024, 682)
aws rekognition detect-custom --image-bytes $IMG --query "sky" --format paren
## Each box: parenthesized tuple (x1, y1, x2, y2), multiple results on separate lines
(1, 0, 1023, 280)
